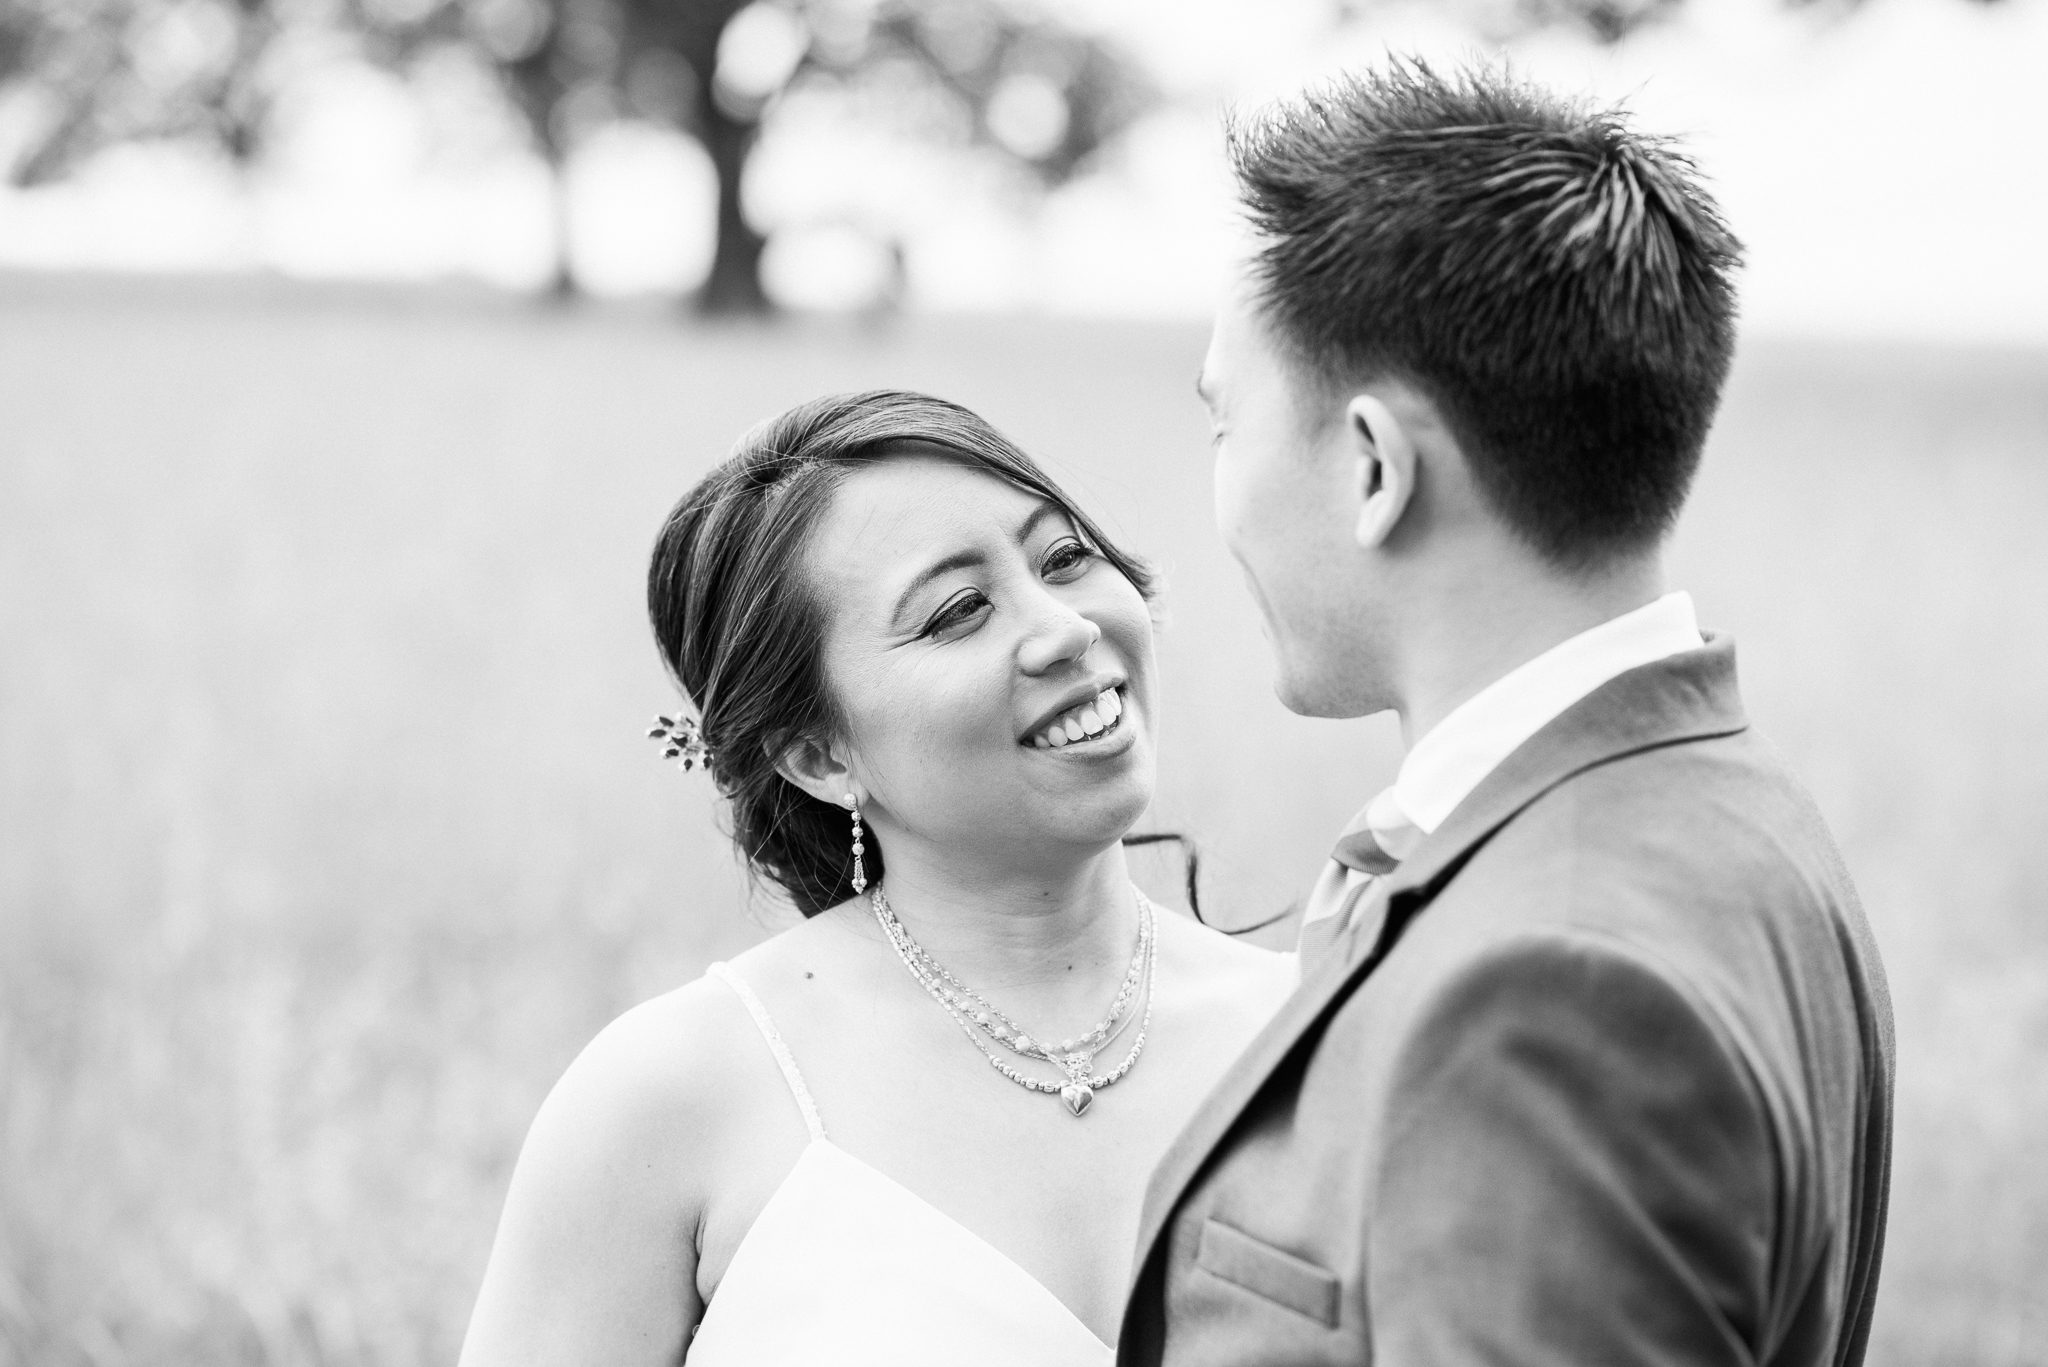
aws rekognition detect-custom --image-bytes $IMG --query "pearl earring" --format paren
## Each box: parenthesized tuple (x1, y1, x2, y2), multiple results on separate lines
(843, 794, 867, 895)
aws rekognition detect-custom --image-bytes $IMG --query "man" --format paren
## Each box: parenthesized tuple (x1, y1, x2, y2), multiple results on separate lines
(1121, 61, 1894, 1365)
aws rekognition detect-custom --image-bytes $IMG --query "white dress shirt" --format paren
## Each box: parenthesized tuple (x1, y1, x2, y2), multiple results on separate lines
(1300, 591, 1706, 942)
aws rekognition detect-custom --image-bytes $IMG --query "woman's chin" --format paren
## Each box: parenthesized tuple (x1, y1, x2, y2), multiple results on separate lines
(1019, 723, 1151, 797)
(1029, 774, 1157, 854)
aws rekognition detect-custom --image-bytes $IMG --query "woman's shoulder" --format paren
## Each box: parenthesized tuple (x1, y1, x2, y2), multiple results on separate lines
(591, 910, 869, 1107)
(584, 970, 763, 1090)
(572, 908, 850, 1091)
(517, 960, 807, 1203)
(535, 975, 747, 1134)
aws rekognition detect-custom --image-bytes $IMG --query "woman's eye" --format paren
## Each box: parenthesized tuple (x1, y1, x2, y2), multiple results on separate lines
(923, 591, 989, 637)
(1043, 540, 1096, 579)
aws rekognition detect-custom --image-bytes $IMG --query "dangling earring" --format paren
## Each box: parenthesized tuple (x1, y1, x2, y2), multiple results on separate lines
(843, 794, 868, 895)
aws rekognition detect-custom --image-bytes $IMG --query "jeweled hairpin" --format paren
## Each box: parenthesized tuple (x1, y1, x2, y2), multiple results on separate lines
(648, 712, 714, 773)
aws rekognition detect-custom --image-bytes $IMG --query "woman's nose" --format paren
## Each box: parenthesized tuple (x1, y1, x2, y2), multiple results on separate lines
(1019, 602, 1102, 675)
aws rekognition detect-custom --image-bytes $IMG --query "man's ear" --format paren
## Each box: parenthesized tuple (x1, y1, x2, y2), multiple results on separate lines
(1347, 393, 1418, 550)
(775, 733, 863, 810)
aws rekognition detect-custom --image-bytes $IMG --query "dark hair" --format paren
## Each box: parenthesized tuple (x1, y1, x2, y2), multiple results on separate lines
(1228, 58, 1743, 570)
(648, 390, 1157, 917)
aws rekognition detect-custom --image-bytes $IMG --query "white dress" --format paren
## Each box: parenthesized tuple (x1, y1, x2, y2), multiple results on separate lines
(688, 963, 1117, 1367)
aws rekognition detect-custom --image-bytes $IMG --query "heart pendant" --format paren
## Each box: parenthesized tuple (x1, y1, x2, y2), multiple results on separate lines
(1060, 1082, 1095, 1117)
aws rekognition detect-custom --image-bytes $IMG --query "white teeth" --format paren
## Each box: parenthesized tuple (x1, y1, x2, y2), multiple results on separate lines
(1027, 688, 1126, 749)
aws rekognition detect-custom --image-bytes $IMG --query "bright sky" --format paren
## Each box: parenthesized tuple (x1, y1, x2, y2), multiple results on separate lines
(2, 0, 2043, 341)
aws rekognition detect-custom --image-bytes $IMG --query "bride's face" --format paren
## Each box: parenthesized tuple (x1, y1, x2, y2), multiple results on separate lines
(805, 454, 1156, 872)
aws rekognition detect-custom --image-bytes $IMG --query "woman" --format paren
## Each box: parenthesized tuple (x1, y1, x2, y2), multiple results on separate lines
(460, 391, 1298, 1365)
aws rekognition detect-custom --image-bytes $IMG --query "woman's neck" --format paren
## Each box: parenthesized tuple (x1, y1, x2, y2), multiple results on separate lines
(847, 842, 1142, 1031)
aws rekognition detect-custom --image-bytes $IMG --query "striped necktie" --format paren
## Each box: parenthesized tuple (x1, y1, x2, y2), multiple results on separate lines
(1296, 788, 1423, 967)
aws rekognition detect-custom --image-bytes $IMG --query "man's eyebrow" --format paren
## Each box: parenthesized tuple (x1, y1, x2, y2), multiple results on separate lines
(888, 501, 1070, 627)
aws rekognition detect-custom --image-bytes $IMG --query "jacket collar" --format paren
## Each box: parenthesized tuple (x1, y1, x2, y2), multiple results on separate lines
(1125, 634, 1750, 1297)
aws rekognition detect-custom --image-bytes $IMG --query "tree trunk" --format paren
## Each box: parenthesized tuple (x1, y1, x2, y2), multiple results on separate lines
(695, 89, 768, 316)
(546, 154, 577, 301)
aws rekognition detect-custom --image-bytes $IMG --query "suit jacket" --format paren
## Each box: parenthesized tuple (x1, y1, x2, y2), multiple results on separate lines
(1119, 637, 1894, 1367)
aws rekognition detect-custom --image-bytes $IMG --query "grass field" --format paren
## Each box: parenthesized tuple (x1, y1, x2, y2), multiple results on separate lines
(2, 272, 2043, 1365)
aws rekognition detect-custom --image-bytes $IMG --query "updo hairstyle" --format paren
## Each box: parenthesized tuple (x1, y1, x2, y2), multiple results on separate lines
(647, 390, 1156, 917)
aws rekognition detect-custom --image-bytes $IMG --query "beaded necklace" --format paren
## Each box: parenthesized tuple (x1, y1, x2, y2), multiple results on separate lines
(870, 883, 1157, 1117)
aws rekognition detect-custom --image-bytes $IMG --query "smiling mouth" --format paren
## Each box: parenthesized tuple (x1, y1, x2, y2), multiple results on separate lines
(1024, 687, 1126, 750)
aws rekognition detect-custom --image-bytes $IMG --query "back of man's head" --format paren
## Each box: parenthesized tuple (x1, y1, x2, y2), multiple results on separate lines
(1229, 59, 1743, 572)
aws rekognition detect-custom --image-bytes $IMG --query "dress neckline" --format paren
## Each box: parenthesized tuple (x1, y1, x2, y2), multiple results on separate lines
(703, 962, 1117, 1353)
(719, 1137, 1116, 1353)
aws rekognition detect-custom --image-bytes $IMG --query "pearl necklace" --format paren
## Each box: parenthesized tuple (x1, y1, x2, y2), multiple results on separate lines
(869, 883, 1157, 1117)
(881, 888, 1149, 1060)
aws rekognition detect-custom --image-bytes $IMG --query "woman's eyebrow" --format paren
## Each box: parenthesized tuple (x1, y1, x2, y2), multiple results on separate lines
(1014, 501, 1065, 544)
(890, 548, 987, 626)
(887, 501, 1069, 626)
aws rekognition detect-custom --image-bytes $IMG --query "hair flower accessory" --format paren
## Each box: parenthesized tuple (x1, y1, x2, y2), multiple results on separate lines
(648, 712, 714, 773)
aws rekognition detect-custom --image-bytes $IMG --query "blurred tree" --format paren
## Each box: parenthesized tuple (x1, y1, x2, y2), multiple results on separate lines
(0, 0, 1149, 313)
(611, 0, 752, 309)
(327, 0, 1152, 312)
(33, 0, 1982, 308)
(622, 0, 1155, 314)
(1333, 0, 2009, 46)
(0, 0, 280, 188)
(333, 0, 631, 298)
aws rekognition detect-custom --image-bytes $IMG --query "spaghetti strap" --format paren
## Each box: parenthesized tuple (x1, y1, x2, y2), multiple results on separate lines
(707, 962, 827, 1142)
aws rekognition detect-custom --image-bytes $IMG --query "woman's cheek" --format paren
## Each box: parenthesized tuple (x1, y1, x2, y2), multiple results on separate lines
(894, 669, 1006, 770)
(1098, 586, 1156, 672)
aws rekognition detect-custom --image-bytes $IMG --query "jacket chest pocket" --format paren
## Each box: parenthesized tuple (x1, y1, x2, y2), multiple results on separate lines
(1194, 1217, 1341, 1328)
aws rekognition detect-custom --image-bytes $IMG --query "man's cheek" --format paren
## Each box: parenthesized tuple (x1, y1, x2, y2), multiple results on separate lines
(1213, 461, 1248, 544)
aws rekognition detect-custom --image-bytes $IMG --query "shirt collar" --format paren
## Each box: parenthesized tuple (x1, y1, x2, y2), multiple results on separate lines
(1390, 591, 1705, 835)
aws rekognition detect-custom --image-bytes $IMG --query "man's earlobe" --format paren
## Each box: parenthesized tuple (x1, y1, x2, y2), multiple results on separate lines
(1350, 394, 1416, 550)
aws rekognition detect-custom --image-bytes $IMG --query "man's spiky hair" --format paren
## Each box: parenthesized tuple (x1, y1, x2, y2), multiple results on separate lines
(1229, 58, 1744, 569)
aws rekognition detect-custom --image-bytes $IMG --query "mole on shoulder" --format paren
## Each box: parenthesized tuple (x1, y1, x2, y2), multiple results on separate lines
(804, 971, 814, 980)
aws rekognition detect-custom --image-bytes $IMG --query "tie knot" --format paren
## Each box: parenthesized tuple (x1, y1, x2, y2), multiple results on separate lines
(1331, 787, 1422, 875)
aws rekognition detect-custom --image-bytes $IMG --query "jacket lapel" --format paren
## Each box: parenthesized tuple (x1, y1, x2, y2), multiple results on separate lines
(1128, 635, 1750, 1285)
